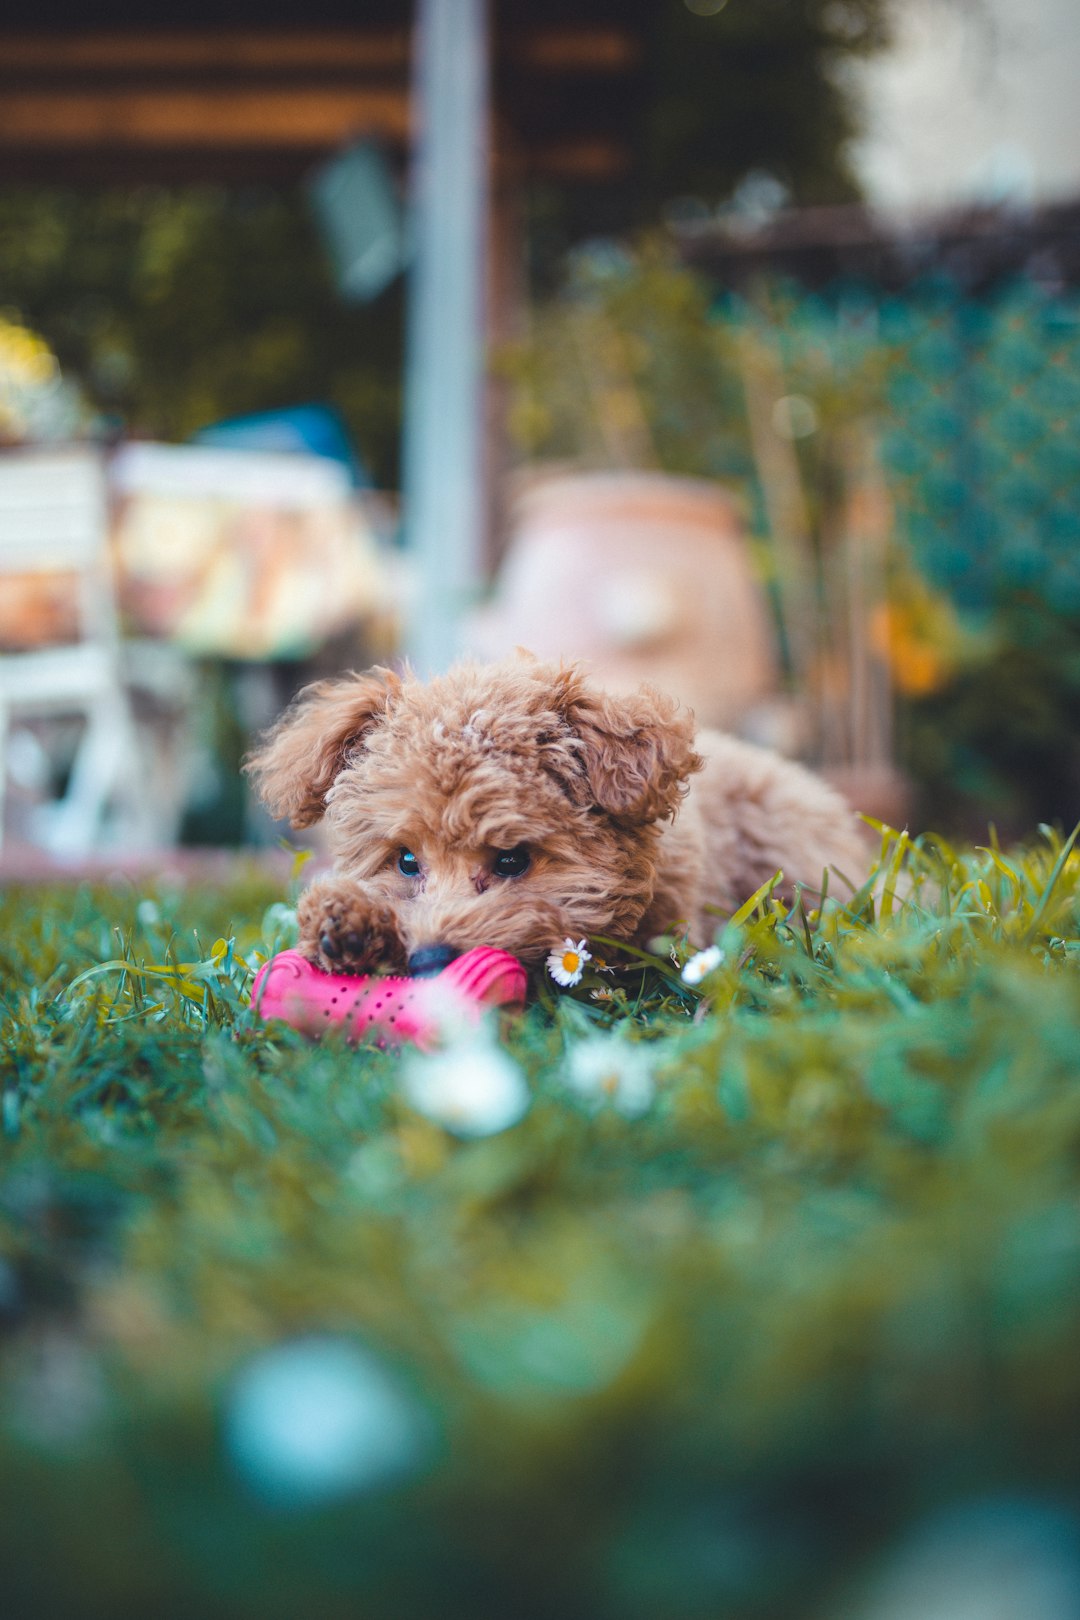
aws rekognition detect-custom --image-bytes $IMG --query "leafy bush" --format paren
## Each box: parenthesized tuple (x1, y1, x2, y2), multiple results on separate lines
(0, 187, 404, 483)
(1, 829, 1079, 1618)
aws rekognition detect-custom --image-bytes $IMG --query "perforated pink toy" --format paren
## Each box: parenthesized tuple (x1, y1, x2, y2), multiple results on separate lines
(250, 946, 527, 1050)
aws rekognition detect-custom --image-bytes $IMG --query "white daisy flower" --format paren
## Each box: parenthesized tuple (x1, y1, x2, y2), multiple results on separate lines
(565, 1035, 655, 1118)
(401, 1034, 529, 1138)
(681, 944, 724, 985)
(547, 938, 592, 987)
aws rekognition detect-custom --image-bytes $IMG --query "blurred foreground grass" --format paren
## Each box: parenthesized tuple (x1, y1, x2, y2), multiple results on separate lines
(1, 828, 1080, 1619)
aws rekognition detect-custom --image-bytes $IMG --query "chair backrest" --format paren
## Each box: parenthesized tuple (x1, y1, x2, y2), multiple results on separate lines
(0, 448, 118, 646)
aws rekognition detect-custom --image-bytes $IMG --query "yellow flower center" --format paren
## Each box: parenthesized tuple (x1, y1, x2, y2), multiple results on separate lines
(562, 951, 580, 974)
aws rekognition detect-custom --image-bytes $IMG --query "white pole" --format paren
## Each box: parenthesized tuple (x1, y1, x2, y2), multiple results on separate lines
(401, 0, 491, 675)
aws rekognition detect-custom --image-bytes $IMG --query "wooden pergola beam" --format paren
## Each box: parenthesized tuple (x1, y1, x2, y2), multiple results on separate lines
(506, 28, 638, 71)
(0, 31, 411, 72)
(0, 103, 626, 178)
(527, 139, 626, 179)
(0, 27, 636, 76)
(0, 24, 639, 174)
(0, 88, 410, 147)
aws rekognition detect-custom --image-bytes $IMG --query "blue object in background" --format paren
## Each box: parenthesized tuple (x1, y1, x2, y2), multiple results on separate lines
(308, 141, 407, 305)
(193, 403, 371, 487)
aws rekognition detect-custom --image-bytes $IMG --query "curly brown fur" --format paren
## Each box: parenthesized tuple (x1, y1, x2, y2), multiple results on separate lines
(246, 655, 867, 972)
(247, 668, 401, 829)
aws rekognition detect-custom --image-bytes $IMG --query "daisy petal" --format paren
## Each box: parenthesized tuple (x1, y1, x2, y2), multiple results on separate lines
(681, 944, 724, 986)
(546, 936, 592, 988)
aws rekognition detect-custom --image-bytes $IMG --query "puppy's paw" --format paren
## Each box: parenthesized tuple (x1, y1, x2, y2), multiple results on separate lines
(297, 880, 406, 976)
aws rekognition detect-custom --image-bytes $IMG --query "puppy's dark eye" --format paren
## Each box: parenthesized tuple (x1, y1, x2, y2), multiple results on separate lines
(492, 844, 530, 878)
(397, 849, 421, 877)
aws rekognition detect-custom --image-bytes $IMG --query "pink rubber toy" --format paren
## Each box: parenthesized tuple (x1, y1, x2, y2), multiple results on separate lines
(251, 946, 527, 1050)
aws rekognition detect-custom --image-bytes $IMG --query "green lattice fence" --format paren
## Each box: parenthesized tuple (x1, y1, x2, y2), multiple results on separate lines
(877, 279, 1080, 615)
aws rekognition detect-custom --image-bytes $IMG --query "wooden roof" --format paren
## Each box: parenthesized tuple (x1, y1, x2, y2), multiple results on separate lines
(0, 4, 646, 184)
(676, 198, 1080, 293)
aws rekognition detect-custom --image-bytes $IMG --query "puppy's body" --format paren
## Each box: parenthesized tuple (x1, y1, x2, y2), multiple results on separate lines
(248, 657, 865, 973)
(652, 730, 866, 942)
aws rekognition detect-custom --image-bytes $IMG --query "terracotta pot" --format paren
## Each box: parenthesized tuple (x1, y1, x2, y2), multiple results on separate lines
(468, 471, 778, 729)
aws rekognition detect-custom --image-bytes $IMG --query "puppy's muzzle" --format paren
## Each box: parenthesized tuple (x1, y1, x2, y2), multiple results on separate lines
(407, 944, 458, 977)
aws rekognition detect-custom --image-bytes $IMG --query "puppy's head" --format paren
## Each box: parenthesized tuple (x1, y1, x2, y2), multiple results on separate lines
(246, 657, 701, 965)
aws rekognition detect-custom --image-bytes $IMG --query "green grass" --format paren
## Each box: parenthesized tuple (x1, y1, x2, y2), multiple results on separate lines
(1, 827, 1080, 1619)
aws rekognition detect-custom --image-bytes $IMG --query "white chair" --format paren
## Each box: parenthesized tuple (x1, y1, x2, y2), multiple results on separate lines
(0, 448, 152, 857)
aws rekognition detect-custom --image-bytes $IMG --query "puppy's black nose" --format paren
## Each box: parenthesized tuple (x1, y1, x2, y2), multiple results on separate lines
(407, 944, 458, 978)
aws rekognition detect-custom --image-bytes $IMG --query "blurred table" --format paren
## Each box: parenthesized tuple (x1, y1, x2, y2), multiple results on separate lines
(109, 442, 389, 662)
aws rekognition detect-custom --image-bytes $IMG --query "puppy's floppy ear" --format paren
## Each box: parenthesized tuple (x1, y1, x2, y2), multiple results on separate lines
(244, 667, 400, 827)
(553, 668, 703, 826)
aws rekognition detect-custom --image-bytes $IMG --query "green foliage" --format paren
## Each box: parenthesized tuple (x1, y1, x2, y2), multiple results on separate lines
(502, 245, 888, 500)
(642, 0, 889, 209)
(901, 599, 1080, 836)
(502, 237, 755, 482)
(1, 827, 1080, 1616)
(0, 186, 404, 483)
(877, 282, 1080, 834)
(546, 0, 891, 245)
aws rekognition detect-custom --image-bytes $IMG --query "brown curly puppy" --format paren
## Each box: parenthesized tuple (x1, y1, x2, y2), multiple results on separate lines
(246, 656, 866, 975)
